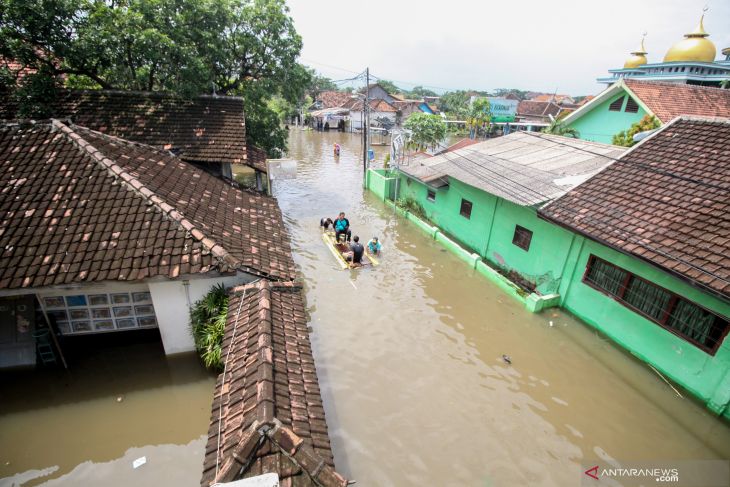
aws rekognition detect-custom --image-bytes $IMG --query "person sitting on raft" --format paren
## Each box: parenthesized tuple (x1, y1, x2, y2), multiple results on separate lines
(333, 212, 351, 243)
(367, 237, 382, 255)
(343, 235, 365, 266)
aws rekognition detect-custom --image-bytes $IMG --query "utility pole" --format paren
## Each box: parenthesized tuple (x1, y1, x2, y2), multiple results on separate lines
(363, 67, 369, 188)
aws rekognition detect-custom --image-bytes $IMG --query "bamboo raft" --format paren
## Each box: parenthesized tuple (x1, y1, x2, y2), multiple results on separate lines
(322, 231, 379, 269)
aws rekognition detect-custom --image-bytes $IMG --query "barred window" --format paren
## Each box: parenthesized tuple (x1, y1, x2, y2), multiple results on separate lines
(608, 96, 625, 112)
(624, 97, 639, 113)
(427, 189, 436, 202)
(459, 199, 472, 219)
(583, 255, 728, 354)
(512, 225, 533, 251)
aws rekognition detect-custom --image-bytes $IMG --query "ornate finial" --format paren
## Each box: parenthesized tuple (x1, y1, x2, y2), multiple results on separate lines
(691, 6, 709, 37)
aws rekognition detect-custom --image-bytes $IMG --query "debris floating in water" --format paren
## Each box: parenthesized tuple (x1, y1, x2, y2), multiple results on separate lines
(132, 456, 147, 469)
(502, 354, 512, 365)
(549, 321, 554, 327)
(116, 396, 123, 402)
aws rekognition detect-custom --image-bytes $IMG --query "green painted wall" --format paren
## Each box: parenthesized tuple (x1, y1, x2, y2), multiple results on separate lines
(558, 235, 730, 417)
(375, 169, 730, 416)
(567, 90, 648, 144)
(396, 173, 577, 294)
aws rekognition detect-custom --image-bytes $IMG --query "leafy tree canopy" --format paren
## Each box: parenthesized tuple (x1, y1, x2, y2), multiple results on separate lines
(612, 115, 660, 147)
(438, 90, 469, 118)
(403, 112, 446, 151)
(0, 0, 308, 156)
(542, 119, 579, 138)
(375, 79, 400, 95)
(466, 97, 491, 139)
(407, 85, 437, 99)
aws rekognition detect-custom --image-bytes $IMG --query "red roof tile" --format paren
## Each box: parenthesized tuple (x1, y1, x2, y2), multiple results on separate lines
(540, 117, 730, 298)
(517, 100, 562, 119)
(315, 91, 352, 109)
(625, 80, 730, 123)
(0, 120, 295, 289)
(201, 281, 347, 487)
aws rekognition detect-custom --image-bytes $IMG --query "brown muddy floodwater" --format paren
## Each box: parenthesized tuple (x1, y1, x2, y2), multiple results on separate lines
(277, 130, 730, 486)
(1, 129, 728, 487)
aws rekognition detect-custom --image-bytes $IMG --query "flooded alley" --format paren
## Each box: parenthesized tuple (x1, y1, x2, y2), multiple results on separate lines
(277, 130, 730, 486)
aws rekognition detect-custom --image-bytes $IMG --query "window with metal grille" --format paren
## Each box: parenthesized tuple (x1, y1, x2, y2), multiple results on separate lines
(624, 97, 639, 113)
(459, 198, 472, 219)
(427, 189, 436, 202)
(512, 225, 533, 251)
(583, 255, 729, 354)
(608, 96, 625, 111)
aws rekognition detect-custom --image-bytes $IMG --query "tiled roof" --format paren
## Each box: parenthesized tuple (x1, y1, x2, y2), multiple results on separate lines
(540, 117, 730, 298)
(1, 89, 253, 167)
(346, 98, 397, 113)
(624, 80, 730, 123)
(531, 94, 573, 103)
(315, 91, 352, 109)
(400, 131, 626, 206)
(517, 100, 562, 119)
(246, 143, 268, 173)
(201, 281, 347, 487)
(0, 120, 295, 290)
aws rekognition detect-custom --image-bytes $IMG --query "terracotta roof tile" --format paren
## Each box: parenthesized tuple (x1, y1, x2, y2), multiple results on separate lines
(540, 117, 730, 298)
(1, 89, 254, 168)
(517, 100, 562, 119)
(201, 281, 347, 487)
(625, 80, 730, 123)
(315, 91, 352, 109)
(0, 120, 295, 289)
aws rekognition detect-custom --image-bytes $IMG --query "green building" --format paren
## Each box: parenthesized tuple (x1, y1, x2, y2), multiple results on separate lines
(562, 79, 730, 144)
(367, 119, 730, 418)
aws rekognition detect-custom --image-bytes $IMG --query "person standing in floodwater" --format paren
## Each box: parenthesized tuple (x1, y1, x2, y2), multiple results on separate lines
(334, 143, 341, 156)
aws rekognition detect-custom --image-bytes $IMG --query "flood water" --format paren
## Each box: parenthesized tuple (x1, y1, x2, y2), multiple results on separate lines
(278, 130, 730, 486)
(2, 129, 729, 487)
(0, 336, 214, 486)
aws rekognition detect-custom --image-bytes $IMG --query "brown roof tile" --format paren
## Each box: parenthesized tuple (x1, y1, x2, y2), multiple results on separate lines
(315, 91, 352, 109)
(201, 281, 347, 487)
(0, 120, 295, 290)
(539, 117, 730, 299)
(625, 80, 730, 123)
(517, 100, 562, 119)
(2, 89, 254, 168)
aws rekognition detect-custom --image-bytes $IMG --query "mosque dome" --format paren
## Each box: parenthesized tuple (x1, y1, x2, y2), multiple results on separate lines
(664, 15, 716, 63)
(624, 37, 648, 69)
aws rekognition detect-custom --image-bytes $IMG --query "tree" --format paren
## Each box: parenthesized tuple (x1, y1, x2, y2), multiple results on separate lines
(0, 0, 308, 156)
(466, 97, 491, 139)
(438, 90, 470, 119)
(403, 113, 446, 151)
(408, 85, 438, 99)
(720, 79, 729, 89)
(611, 115, 660, 147)
(542, 119, 580, 138)
(375, 79, 400, 95)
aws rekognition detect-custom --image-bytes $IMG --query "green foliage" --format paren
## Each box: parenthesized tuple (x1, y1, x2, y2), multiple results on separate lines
(396, 196, 426, 219)
(306, 68, 337, 93)
(376, 79, 400, 95)
(720, 79, 729, 89)
(191, 283, 229, 371)
(492, 88, 528, 100)
(403, 112, 446, 151)
(0, 0, 308, 156)
(407, 85, 437, 99)
(467, 97, 491, 139)
(611, 115, 661, 147)
(542, 119, 580, 138)
(438, 90, 470, 119)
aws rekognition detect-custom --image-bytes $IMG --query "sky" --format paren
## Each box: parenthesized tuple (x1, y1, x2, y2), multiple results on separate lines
(287, 0, 730, 96)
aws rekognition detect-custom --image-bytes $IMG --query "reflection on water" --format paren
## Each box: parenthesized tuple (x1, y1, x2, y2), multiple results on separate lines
(277, 129, 730, 486)
(0, 340, 214, 486)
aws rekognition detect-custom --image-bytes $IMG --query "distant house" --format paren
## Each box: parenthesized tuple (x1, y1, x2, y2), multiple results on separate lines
(362, 83, 396, 103)
(530, 93, 575, 105)
(0, 120, 294, 357)
(346, 98, 398, 131)
(563, 79, 730, 144)
(312, 90, 353, 110)
(200, 280, 348, 487)
(392, 99, 435, 123)
(515, 100, 567, 129)
(539, 117, 730, 418)
(0, 89, 267, 184)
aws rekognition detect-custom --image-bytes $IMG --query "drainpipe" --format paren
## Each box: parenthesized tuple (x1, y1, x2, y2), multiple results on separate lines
(182, 280, 192, 312)
(481, 197, 499, 257)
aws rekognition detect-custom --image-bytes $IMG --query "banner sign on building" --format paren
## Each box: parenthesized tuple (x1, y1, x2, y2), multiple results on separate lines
(486, 97, 518, 123)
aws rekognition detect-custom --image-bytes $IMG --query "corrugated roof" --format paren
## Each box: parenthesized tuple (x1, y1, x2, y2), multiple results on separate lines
(539, 116, 730, 299)
(400, 132, 627, 206)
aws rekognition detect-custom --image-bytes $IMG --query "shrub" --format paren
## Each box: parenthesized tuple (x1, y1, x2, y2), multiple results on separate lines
(191, 283, 229, 371)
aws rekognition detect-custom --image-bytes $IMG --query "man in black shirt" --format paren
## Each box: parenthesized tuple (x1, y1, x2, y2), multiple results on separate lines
(344, 235, 365, 266)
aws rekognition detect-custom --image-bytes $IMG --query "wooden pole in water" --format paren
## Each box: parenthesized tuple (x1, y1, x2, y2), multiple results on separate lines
(363, 67, 369, 188)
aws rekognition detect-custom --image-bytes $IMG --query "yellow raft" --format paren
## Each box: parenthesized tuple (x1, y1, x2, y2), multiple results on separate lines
(322, 231, 379, 269)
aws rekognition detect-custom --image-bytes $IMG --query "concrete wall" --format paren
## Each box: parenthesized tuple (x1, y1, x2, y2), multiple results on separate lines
(366, 169, 396, 201)
(148, 273, 254, 355)
(349, 111, 397, 130)
(567, 90, 647, 144)
(557, 236, 730, 418)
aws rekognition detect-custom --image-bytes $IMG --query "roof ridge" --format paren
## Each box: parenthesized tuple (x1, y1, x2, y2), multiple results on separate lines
(56, 87, 245, 101)
(625, 79, 730, 93)
(51, 119, 242, 273)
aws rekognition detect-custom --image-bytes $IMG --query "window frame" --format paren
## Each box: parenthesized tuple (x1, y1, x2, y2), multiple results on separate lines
(624, 97, 639, 113)
(608, 95, 625, 112)
(459, 198, 472, 219)
(426, 189, 436, 202)
(582, 255, 729, 355)
(512, 225, 533, 251)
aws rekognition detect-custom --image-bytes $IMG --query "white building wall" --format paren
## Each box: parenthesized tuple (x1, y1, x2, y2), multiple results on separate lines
(349, 111, 397, 130)
(148, 272, 255, 355)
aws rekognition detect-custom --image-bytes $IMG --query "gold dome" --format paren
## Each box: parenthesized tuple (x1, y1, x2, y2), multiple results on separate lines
(624, 36, 648, 68)
(663, 15, 716, 62)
